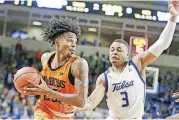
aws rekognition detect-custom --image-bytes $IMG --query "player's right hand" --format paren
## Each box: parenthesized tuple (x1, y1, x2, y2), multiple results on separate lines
(168, 0, 179, 17)
(23, 77, 49, 96)
(23, 86, 44, 96)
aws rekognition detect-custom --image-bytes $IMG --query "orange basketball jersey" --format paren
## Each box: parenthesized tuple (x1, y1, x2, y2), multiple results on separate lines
(35, 52, 80, 118)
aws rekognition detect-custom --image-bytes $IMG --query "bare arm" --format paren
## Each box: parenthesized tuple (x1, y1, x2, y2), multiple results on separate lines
(134, 3, 178, 69)
(74, 73, 105, 111)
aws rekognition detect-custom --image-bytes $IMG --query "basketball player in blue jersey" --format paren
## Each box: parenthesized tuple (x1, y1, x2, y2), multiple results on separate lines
(75, 0, 179, 119)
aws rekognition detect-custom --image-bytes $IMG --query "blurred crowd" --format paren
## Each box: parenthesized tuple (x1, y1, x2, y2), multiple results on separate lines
(11, 30, 102, 47)
(0, 41, 179, 119)
(78, 38, 101, 47)
(143, 78, 179, 119)
(0, 41, 42, 119)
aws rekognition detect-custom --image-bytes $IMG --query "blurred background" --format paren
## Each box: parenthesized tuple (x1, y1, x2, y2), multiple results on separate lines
(0, 0, 179, 119)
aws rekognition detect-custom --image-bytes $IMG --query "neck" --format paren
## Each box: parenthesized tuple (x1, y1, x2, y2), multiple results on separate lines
(112, 62, 127, 72)
(54, 51, 69, 65)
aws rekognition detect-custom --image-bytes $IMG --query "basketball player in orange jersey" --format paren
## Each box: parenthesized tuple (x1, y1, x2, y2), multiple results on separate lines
(24, 17, 89, 119)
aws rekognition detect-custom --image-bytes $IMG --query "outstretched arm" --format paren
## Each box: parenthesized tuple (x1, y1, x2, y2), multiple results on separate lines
(134, 0, 179, 68)
(74, 73, 106, 111)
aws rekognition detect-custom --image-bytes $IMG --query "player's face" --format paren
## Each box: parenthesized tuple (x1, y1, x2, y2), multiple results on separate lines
(55, 32, 77, 57)
(109, 42, 128, 66)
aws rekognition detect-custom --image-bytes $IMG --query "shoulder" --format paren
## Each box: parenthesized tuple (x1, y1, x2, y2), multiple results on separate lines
(71, 58, 89, 78)
(41, 52, 54, 67)
(132, 52, 144, 63)
(96, 73, 106, 87)
(41, 52, 50, 67)
(41, 52, 50, 60)
(71, 58, 89, 71)
(132, 52, 145, 72)
(72, 57, 88, 66)
(132, 50, 157, 70)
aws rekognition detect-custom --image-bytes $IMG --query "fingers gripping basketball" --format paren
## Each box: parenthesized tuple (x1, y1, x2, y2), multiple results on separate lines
(13, 67, 41, 95)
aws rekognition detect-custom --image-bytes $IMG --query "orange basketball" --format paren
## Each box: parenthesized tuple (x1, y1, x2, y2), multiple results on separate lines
(13, 67, 41, 95)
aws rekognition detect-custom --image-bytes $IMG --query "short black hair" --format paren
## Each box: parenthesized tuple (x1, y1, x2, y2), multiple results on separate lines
(112, 39, 129, 48)
(43, 17, 81, 45)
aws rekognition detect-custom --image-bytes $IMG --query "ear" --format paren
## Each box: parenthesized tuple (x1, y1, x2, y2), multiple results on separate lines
(54, 39, 60, 50)
(126, 52, 131, 60)
(55, 39, 59, 45)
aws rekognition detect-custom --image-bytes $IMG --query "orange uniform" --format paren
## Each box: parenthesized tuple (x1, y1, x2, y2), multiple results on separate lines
(34, 52, 79, 120)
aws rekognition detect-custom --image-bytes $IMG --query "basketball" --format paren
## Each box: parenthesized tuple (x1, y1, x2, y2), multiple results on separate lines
(13, 67, 41, 95)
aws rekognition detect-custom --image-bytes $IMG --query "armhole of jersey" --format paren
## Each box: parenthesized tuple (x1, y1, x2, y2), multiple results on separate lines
(68, 65, 75, 86)
(129, 60, 146, 85)
(130, 60, 146, 103)
(104, 69, 110, 93)
(68, 57, 81, 86)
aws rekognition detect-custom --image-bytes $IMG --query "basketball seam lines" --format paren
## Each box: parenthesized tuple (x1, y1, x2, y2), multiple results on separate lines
(14, 72, 40, 82)
(21, 74, 40, 88)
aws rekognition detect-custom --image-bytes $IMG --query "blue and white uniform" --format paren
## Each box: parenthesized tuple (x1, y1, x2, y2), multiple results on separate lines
(104, 60, 146, 119)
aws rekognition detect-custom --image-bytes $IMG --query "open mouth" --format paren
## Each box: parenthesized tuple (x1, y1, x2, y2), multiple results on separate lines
(111, 56, 118, 60)
(69, 49, 74, 54)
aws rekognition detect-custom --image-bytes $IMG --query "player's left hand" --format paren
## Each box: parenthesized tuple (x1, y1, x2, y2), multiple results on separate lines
(172, 92, 179, 102)
(24, 77, 53, 96)
(169, 0, 179, 17)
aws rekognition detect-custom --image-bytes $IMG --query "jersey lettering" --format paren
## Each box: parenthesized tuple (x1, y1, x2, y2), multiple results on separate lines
(42, 76, 65, 88)
(112, 80, 134, 92)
